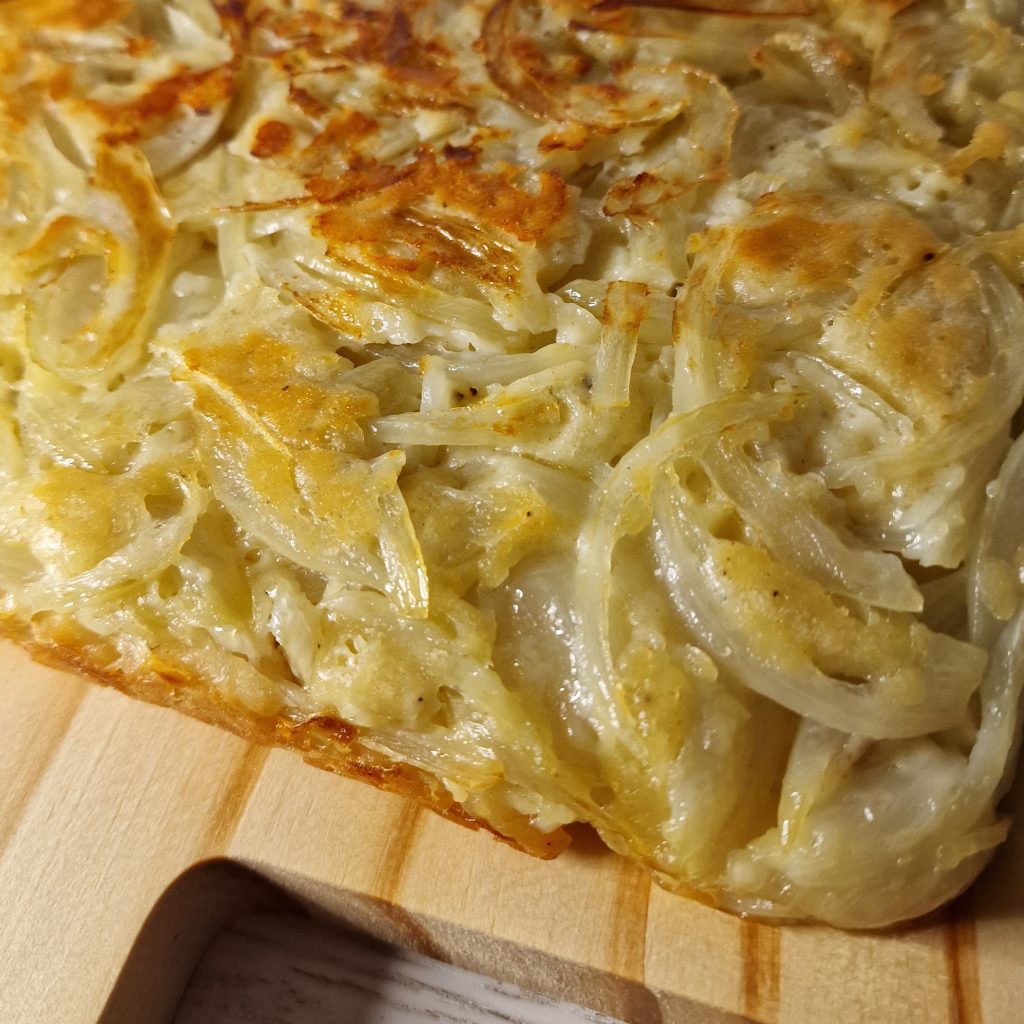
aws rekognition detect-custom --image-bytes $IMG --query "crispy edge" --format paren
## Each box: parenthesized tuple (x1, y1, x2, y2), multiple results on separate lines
(0, 612, 570, 860)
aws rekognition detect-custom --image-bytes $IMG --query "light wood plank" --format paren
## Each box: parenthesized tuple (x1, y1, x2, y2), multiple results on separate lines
(0, 638, 1021, 1024)
(644, 886, 746, 1019)
(229, 747, 424, 898)
(0, 648, 262, 1024)
(777, 923, 952, 1024)
(390, 812, 650, 980)
(0, 656, 87, 855)
(972, 760, 1024, 1023)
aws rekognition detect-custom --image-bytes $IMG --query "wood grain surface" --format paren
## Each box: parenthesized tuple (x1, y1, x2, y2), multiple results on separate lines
(0, 640, 1022, 1024)
(175, 912, 625, 1024)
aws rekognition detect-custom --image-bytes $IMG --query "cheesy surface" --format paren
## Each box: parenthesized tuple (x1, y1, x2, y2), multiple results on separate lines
(1, 0, 1023, 927)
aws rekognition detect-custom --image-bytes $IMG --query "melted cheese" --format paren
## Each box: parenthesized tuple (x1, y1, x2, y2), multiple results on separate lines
(1, 0, 1023, 928)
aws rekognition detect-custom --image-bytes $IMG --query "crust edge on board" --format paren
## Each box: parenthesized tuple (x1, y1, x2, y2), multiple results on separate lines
(0, 613, 571, 861)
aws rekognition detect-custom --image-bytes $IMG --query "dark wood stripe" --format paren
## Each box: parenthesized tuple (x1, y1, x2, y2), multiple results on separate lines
(0, 679, 88, 858)
(371, 797, 423, 901)
(740, 919, 781, 1023)
(608, 858, 651, 983)
(945, 901, 983, 1024)
(367, 800, 449, 960)
(200, 743, 270, 855)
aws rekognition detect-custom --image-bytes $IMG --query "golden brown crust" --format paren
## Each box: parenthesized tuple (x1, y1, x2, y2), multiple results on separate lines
(0, 613, 570, 861)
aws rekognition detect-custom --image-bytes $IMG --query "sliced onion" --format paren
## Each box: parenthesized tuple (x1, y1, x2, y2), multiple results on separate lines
(602, 70, 738, 219)
(592, 280, 649, 408)
(372, 362, 576, 450)
(869, 9, 1024, 152)
(61, 470, 206, 602)
(671, 246, 732, 412)
(197, 412, 395, 593)
(440, 344, 584, 388)
(141, 102, 232, 178)
(782, 353, 910, 436)
(701, 445, 923, 612)
(749, 29, 861, 115)
(19, 148, 174, 386)
(959, 611, 1024, 811)
(253, 206, 553, 346)
(182, 340, 411, 606)
(651, 478, 984, 738)
(483, 0, 694, 127)
(573, 394, 787, 744)
(725, 604, 1023, 928)
(378, 468, 431, 619)
(593, 0, 813, 14)
(970, 432, 1024, 649)
(833, 258, 1024, 482)
(26, 424, 205, 605)
(825, 256, 1024, 564)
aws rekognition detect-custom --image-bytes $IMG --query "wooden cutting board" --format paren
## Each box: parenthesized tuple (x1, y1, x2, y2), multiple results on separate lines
(1, 639, 1022, 1024)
